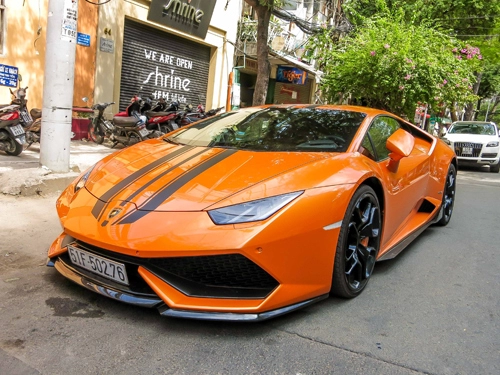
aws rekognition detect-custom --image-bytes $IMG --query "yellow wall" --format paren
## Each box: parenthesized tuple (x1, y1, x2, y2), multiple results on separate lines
(0, 0, 48, 107)
(74, 1, 99, 108)
(0, 0, 98, 110)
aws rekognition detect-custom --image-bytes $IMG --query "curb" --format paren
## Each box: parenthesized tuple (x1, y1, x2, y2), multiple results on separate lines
(0, 140, 119, 197)
(0, 168, 79, 196)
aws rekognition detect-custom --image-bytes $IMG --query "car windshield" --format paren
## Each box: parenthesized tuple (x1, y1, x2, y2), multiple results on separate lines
(448, 123, 497, 135)
(166, 108, 367, 152)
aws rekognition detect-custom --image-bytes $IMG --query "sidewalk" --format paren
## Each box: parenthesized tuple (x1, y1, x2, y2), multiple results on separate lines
(0, 140, 118, 196)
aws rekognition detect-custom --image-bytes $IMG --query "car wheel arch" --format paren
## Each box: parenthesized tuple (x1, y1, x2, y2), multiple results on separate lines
(359, 176, 385, 224)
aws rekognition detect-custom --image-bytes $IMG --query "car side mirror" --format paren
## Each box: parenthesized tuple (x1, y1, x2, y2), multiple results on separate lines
(386, 129, 415, 172)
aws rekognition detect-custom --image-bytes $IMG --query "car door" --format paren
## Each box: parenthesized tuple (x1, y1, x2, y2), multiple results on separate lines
(361, 116, 431, 249)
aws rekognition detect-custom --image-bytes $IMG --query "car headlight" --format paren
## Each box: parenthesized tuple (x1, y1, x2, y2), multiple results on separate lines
(74, 167, 94, 193)
(486, 141, 499, 147)
(208, 191, 304, 225)
(442, 138, 451, 145)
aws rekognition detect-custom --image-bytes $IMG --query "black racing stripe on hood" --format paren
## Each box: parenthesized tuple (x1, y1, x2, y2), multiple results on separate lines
(117, 149, 238, 225)
(91, 145, 194, 220)
(118, 148, 208, 207)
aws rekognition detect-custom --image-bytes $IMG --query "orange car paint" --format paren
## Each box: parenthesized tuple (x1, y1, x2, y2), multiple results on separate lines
(48, 104, 456, 317)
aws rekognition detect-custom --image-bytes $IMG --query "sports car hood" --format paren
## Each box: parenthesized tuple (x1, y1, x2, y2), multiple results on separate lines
(85, 141, 332, 213)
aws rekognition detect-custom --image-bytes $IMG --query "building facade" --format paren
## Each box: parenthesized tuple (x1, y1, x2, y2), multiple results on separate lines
(233, 0, 325, 107)
(0, 0, 239, 117)
(94, 0, 239, 116)
(0, 0, 98, 109)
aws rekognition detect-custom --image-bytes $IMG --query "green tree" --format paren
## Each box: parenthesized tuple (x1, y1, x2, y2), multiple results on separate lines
(308, 16, 482, 119)
(341, 0, 500, 119)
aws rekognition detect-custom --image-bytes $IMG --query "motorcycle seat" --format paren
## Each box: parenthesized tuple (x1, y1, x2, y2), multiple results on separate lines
(30, 108, 42, 120)
(0, 104, 19, 111)
(145, 110, 176, 117)
(113, 116, 139, 127)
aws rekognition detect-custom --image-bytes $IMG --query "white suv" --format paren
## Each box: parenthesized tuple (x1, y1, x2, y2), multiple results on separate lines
(442, 121, 500, 173)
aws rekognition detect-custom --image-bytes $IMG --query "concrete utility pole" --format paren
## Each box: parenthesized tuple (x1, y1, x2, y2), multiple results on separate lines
(40, 0, 78, 173)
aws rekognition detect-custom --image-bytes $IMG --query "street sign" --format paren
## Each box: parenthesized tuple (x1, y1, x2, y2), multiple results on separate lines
(100, 37, 114, 53)
(77, 32, 91, 47)
(0, 64, 19, 88)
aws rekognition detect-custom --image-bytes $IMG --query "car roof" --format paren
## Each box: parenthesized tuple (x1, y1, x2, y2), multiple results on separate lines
(247, 104, 399, 118)
(451, 121, 496, 125)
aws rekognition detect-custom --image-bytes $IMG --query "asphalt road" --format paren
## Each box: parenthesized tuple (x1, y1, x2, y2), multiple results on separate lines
(0, 166, 498, 375)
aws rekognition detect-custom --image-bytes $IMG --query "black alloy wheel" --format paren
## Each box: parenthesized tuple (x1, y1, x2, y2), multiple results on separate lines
(331, 185, 381, 298)
(88, 118, 104, 144)
(435, 163, 456, 226)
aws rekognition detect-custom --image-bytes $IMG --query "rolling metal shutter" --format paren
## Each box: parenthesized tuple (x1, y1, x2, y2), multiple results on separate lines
(120, 18, 211, 111)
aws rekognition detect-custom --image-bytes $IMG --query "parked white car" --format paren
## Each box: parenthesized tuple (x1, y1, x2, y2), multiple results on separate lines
(442, 121, 500, 173)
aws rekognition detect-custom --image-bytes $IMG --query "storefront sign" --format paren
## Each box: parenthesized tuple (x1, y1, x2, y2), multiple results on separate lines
(100, 38, 114, 53)
(0, 64, 19, 88)
(142, 47, 195, 102)
(276, 66, 307, 85)
(148, 0, 217, 39)
(77, 32, 91, 47)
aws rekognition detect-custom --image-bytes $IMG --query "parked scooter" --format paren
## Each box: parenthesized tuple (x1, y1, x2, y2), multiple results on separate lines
(0, 104, 26, 156)
(10, 85, 42, 145)
(175, 103, 224, 127)
(87, 97, 161, 148)
(144, 99, 181, 134)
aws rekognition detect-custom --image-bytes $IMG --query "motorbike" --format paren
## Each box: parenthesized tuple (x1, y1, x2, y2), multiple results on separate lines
(144, 99, 181, 134)
(0, 104, 26, 156)
(10, 86, 42, 146)
(87, 96, 161, 148)
(175, 103, 224, 127)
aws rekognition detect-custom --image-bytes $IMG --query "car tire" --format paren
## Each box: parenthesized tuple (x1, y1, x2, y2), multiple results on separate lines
(160, 124, 174, 134)
(331, 185, 381, 298)
(490, 163, 499, 173)
(4, 136, 23, 156)
(435, 163, 457, 226)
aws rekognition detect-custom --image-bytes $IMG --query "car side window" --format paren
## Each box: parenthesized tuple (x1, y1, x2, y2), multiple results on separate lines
(360, 136, 376, 160)
(365, 116, 401, 161)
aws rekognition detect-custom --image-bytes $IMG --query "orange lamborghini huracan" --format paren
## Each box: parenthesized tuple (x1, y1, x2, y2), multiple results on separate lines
(47, 105, 457, 321)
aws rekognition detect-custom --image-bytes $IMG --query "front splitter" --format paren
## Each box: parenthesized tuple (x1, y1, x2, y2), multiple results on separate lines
(48, 257, 328, 322)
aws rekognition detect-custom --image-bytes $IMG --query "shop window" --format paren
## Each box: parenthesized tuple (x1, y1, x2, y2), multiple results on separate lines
(0, 0, 5, 55)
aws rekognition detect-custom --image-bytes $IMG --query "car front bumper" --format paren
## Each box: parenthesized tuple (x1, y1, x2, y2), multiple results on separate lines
(47, 255, 328, 321)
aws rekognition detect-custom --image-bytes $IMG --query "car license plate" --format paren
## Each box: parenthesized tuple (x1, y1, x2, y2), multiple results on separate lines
(67, 245, 129, 285)
(139, 127, 149, 137)
(462, 146, 473, 155)
(10, 124, 25, 136)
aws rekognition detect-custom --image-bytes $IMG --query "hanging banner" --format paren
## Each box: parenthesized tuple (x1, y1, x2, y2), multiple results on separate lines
(276, 66, 307, 85)
(148, 0, 217, 39)
(61, 0, 78, 42)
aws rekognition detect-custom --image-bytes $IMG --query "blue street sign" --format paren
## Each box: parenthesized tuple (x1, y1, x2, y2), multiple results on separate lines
(0, 64, 19, 88)
(77, 32, 91, 47)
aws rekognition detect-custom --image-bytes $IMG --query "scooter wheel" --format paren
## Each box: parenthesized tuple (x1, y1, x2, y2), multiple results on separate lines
(88, 120, 104, 144)
(5, 137, 23, 156)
